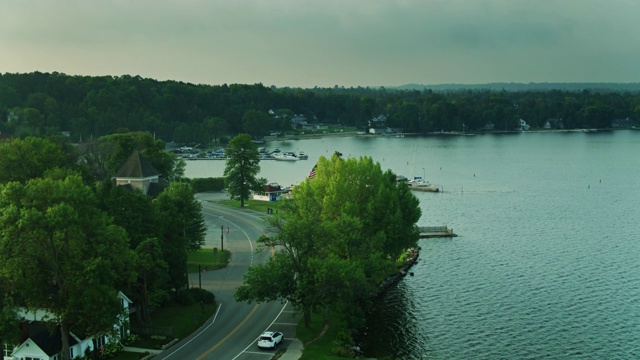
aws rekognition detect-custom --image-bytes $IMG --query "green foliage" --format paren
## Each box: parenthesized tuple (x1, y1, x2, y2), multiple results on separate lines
(0, 174, 135, 359)
(235, 154, 422, 330)
(133, 238, 169, 323)
(96, 180, 158, 249)
(1, 72, 638, 144)
(241, 109, 273, 137)
(97, 131, 173, 178)
(174, 289, 195, 306)
(146, 301, 216, 339)
(154, 183, 206, 292)
(297, 311, 354, 360)
(224, 134, 260, 207)
(0, 136, 79, 184)
(188, 288, 216, 305)
(187, 248, 230, 271)
(0, 296, 20, 344)
(99, 341, 124, 359)
(188, 177, 225, 192)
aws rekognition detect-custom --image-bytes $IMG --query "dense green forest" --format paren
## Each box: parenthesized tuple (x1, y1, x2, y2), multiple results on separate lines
(1, 72, 639, 144)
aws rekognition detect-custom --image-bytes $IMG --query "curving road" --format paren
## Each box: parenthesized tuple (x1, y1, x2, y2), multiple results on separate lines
(153, 192, 299, 360)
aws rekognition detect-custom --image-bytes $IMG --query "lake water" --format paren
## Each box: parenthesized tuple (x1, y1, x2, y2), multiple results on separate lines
(185, 130, 640, 359)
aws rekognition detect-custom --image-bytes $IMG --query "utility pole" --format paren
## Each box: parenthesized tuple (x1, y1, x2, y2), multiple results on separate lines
(220, 225, 224, 252)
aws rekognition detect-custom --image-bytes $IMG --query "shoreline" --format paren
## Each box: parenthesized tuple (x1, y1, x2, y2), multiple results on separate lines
(261, 127, 632, 142)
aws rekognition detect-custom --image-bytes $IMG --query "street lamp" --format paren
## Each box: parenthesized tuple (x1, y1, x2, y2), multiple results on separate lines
(220, 225, 224, 252)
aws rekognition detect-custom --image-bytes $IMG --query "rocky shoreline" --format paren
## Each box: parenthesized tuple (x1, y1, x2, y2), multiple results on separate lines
(373, 246, 420, 300)
(352, 247, 421, 356)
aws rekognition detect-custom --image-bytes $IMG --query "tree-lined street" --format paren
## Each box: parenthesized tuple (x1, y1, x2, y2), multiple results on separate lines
(153, 192, 300, 360)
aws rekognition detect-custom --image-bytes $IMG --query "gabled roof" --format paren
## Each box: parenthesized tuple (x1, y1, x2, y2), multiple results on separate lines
(115, 151, 159, 178)
(20, 322, 79, 357)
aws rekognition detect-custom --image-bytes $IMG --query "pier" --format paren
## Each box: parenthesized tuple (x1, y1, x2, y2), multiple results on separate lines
(419, 226, 456, 238)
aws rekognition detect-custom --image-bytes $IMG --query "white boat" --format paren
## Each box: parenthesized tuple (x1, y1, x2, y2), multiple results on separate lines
(297, 152, 308, 160)
(407, 176, 440, 192)
(273, 153, 298, 161)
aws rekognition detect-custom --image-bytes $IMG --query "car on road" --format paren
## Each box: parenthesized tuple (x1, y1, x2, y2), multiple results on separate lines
(257, 331, 284, 349)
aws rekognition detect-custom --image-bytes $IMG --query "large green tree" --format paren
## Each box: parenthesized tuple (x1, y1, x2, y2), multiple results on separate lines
(154, 182, 206, 293)
(95, 180, 171, 324)
(241, 109, 273, 137)
(0, 175, 135, 360)
(133, 238, 169, 323)
(224, 134, 260, 207)
(235, 153, 422, 328)
(0, 137, 79, 184)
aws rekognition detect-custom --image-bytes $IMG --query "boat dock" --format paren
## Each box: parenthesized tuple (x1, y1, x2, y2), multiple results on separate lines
(419, 226, 456, 238)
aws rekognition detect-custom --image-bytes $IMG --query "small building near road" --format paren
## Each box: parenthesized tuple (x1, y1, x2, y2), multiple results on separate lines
(253, 183, 287, 202)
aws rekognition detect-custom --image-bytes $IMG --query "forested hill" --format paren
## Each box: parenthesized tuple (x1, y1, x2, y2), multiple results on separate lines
(396, 82, 640, 92)
(1, 72, 638, 145)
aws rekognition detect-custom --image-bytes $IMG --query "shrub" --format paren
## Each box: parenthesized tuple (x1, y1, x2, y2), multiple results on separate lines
(189, 177, 225, 192)
(175, 289, 195, 305)
(189, 287, 216, 304)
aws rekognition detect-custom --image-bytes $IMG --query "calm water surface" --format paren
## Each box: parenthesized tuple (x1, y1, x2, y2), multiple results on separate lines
(185, 131, 640, 359)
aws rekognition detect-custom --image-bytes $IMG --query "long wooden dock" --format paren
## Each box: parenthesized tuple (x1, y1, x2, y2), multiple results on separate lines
(419, 226, 456, 238)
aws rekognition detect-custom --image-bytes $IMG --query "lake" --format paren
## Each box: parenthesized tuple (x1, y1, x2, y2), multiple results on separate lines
(185, 130, 640, 359)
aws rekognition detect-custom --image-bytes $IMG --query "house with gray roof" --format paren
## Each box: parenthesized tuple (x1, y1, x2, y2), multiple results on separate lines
(113, 151, 168, 196)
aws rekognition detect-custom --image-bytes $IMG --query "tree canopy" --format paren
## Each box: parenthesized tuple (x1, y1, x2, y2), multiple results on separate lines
(0, 136, 80, 184)
(2, 72, 638, 144)
(0, 174, 135, 360)
(224, 133, 260, 207)
(235, 153, 422, 329)
(154, 182, 206, 293)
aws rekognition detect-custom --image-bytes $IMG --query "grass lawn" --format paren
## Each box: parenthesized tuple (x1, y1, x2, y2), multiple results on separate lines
(187, 248, 230, 272)
(148, 301, 217, 339)
(115, 302, 216, 360)
(296, 312, 354, 360)
(221, 198, 287, 214)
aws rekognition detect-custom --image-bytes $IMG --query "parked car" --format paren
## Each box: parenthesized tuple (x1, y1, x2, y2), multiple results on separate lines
(257, 331, 284, 349)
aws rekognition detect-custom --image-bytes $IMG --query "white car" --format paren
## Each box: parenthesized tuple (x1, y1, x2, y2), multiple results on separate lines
(257, 331, 284, 349)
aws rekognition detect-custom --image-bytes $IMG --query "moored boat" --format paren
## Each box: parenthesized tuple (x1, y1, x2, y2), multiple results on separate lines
(273, 153, 298, 161)
(407, 176, 440, 192)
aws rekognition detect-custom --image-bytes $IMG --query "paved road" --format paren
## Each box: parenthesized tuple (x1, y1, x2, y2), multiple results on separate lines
(153, 192, 301, 360)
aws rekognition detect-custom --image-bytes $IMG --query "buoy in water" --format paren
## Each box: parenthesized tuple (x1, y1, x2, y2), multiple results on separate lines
(410, 272, 414, 276)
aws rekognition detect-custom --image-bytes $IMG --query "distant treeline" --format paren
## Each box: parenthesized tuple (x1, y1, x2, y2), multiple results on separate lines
(1, 72, 638, 144)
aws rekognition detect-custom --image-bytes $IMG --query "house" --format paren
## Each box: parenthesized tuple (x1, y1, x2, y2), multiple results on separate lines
(517, 119, 531, 131)
(290, 114, 309, 129)
(113, 151, 168, 196)
(482, 122, 495, 131)
(368, 114, 387, 128)
(544, 118, 564, 129)
(252, 183, 287, 202)
(5, 292, 133, 360)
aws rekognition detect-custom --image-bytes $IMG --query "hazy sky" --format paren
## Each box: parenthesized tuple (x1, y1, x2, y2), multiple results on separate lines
(1, 0, 639, 88)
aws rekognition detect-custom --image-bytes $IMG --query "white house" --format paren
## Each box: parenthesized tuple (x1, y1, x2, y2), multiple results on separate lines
(518, 119, 531, 131)
(4, 292, 132, 360)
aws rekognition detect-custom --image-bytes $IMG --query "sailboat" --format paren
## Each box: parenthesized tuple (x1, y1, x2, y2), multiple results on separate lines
(404, 147, 441, 192)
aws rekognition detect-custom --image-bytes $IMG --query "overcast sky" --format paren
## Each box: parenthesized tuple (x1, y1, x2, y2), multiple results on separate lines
(1, 0, 638, 88)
